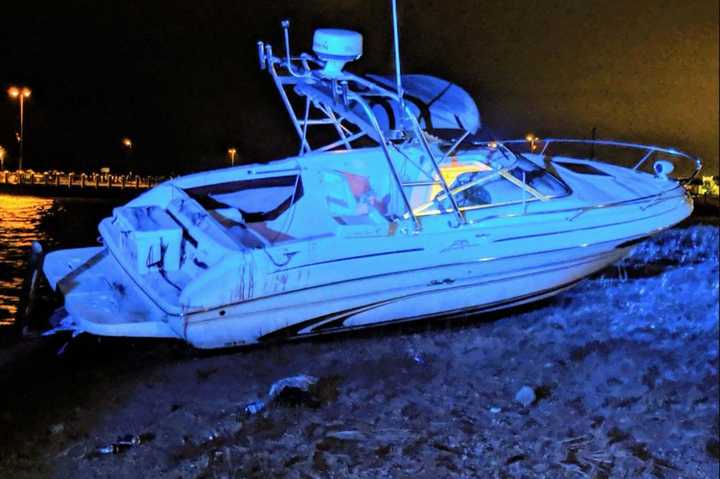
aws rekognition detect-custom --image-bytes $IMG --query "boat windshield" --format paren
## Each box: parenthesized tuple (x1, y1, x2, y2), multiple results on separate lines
(412, 151, 569, 216)
(184, 175, 306, 247)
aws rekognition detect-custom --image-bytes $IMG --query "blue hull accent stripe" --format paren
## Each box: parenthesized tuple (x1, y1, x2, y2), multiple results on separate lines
(258, 274, 587, 342)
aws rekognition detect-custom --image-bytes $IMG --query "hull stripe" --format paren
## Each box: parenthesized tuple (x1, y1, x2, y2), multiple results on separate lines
(258, 277, 584, 342)
(257, 251, 606, 342)
(282, 247, 425, 271)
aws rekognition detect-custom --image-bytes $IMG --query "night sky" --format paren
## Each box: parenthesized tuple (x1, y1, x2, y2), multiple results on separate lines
(1, 0, 717, 175)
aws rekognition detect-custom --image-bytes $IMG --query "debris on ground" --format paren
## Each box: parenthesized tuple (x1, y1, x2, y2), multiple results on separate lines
(243, 374, 344, 415)
(268, 374, 318, 400)
(406, 345, 425, 364)
(243, 399, 266, 415)
(245, 374, 325, 414)
(94, 433, 156, 456)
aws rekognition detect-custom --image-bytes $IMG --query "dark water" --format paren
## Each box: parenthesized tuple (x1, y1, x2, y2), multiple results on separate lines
(0, 194, 121, 327)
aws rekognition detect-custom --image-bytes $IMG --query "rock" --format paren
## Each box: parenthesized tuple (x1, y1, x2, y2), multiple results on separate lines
(48, 423, 64, 435)
(325, 430, 366, 441)
(244, 400, 266, 415)
(407, 346, 425, 364)
(515, 386, 536, 407)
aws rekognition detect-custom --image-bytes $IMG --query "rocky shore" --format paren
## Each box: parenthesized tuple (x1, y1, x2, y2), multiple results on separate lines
(0, 222, 717, 478)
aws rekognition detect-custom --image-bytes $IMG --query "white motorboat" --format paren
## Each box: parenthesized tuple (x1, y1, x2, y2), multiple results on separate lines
(39, 12, 700, 349)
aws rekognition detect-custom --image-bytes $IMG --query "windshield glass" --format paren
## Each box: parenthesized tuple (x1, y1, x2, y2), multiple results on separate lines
(183, 175, 305, 247)
(505, 157, 569, 197)
(411, 150, 569, 216)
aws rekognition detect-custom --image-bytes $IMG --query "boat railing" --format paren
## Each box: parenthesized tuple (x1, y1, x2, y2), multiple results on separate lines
(466, 186, 690, 227)
(499, 138, 702, 183)
(258, 20, 702, 231)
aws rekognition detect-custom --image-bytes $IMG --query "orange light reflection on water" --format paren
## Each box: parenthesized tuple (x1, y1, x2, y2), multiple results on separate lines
(0, 194, 54, 325)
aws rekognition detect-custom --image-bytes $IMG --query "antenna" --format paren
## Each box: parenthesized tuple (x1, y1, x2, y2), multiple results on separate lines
(391, 0, 404, 110)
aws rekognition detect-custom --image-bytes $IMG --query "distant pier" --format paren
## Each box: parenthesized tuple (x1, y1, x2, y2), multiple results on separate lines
(0, 170, 164, 199)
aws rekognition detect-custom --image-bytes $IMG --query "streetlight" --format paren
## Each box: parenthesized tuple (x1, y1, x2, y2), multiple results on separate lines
(121, 137, 133, 173)
(0, 145, 6, 170)
(228, 147, 237, 166)
(525, 133, 539, 152)
(7, 86, 31, 170)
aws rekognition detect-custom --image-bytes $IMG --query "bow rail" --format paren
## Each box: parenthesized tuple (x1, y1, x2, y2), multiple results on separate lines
(500, 138, 702, 183)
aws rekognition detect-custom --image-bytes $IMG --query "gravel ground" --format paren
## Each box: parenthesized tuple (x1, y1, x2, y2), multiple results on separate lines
(0, 222, 717, 478)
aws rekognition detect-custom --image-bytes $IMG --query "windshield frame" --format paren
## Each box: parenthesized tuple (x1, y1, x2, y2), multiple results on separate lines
(410, 145, 572, 218)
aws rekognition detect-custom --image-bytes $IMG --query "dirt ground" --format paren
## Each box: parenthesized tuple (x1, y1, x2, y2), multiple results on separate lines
(0, 221, 717, 478)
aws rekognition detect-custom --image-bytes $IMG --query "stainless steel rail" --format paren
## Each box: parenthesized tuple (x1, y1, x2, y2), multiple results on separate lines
(258, 21, 468, 230)
(500, 138, 702, 183)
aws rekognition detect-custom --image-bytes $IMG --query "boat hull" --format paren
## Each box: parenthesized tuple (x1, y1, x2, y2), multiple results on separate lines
(178, 237, 630, 348)
(177, 191, 691, 348)
(40, 175, 693, 349)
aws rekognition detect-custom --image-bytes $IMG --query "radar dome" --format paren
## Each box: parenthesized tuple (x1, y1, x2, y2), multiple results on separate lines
(312, 29, 363, 78)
